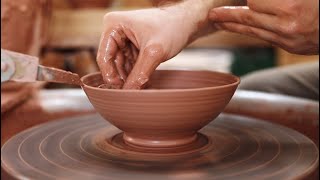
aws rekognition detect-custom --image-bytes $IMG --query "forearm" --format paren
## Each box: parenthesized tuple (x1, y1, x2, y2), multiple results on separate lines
(166, 0, 247, 41)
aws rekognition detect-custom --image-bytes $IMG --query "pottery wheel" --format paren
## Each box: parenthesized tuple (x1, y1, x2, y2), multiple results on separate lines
(2, 114, 318, 180)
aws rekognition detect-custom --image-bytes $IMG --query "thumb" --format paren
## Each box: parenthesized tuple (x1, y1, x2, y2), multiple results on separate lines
(123, 45, 164, 89)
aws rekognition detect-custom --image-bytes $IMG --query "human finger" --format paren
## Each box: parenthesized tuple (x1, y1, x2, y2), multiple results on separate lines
(209, 6, 280, 33)
(246, 0, 278, 15)
(215, 22, 286, 47)
(114, 51, 128, 81)
(97, 29, 123, 88)
(123, 43, 137, 74)
(123, 45, 164, 89)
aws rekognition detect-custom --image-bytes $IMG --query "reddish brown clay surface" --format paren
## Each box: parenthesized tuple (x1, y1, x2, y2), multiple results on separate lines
(81, 70, 239, 148)
(1, 82, 42, 114)
(1, 89, 95, 180)
(1, 113, 318, 180)
(37, 65, 82, 85)
(1, 82, 26, 91)
(1, 0, 49, 56)
(1, 85, 32, 114)
(1, 89, 95, 146)
(224, 91, 319, 146)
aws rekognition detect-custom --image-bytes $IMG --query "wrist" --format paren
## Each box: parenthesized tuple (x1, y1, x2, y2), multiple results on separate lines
(180, 0, 218, 41)
(165, 0, 247, 41)
(163, 0, 214, 36)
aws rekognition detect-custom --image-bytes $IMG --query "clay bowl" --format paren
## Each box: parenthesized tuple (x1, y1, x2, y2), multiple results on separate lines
(81, 70, 240, 149)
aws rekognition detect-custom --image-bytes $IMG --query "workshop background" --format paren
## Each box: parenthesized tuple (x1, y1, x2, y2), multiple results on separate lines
(1, 1, 318, 179)
(2, 0, 319, 144)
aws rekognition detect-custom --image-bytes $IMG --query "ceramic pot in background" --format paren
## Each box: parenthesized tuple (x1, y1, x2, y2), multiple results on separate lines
(1, 0, 50, 55)
(1, 0, 50, 113)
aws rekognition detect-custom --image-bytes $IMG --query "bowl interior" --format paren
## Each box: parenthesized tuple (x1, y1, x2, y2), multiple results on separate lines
(81, 70, 239, 90)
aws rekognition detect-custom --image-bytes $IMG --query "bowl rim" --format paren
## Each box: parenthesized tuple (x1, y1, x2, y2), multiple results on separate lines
(81, 70, 240, 93)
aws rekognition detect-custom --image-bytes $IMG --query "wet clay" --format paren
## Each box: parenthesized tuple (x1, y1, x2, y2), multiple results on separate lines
(1, 83, 35, 114)
(81, 70, 239, 148)
(96, 25, 139, 89)
(1, 113, 318, 180)
(1, 89, 95, 146)
(96, 0, 247, 89)
(37, 66, 82, 85)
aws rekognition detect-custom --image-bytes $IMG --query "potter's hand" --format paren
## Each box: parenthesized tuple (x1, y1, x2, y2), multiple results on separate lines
(1, 49, 16, 83)
(209, 0, 319, 55)
(97, 0, 223, 89)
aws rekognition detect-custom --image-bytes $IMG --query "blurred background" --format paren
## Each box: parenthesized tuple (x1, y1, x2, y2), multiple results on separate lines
(1, 0, 319, 159)
(3, 0, 319, 88)
(1, 0, 319, 113)
(47, 0, 318, 86)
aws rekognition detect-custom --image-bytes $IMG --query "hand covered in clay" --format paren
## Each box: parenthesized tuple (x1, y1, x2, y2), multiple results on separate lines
(209, 0, 319, 55)
(97, 0, 219, 89)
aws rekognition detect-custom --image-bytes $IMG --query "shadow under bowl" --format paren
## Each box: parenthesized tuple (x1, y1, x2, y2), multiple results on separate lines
(81, 70, 240, 149)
